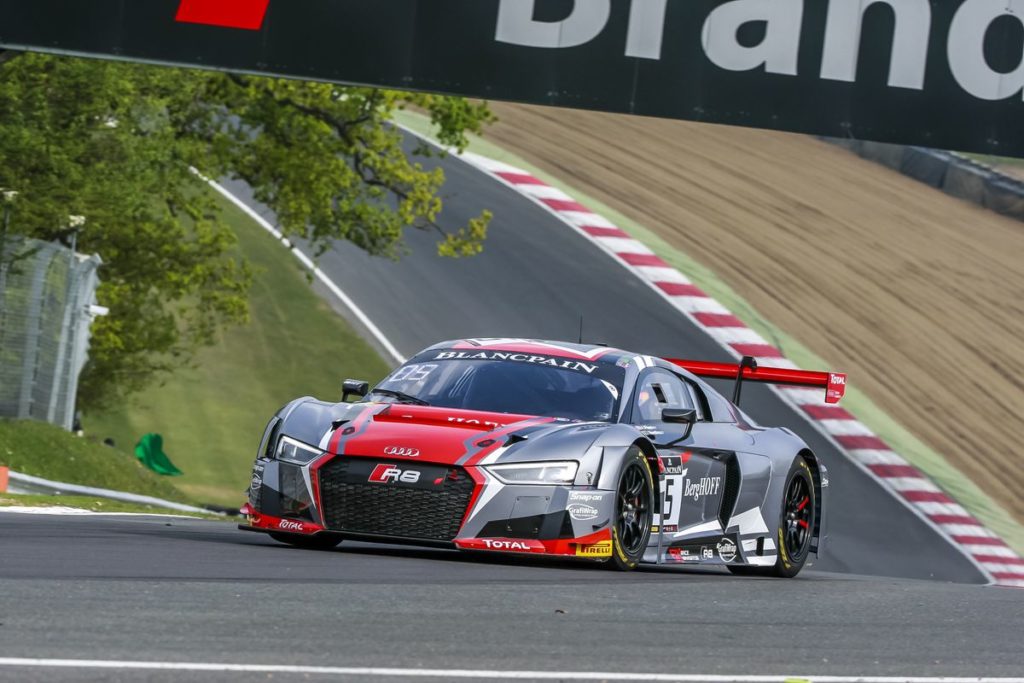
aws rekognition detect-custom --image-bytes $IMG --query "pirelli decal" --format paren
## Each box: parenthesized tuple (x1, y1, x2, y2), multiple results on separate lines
(575, 540, 612, 558)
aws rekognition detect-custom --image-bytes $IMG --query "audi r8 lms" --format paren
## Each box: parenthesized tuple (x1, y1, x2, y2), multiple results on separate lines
(242, 338, 846, 576)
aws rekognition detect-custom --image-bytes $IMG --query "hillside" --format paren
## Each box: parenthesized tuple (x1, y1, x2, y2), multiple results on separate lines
(87, 193, 391, 506)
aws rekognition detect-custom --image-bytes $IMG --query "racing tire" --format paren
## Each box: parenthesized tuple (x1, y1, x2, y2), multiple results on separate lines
(604, 447, 654, 571)
(728, 455, 815, 578)
(268, 532, 342, 550)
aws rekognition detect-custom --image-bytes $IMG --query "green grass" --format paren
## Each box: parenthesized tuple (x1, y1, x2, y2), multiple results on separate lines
(959, 152, 1024, 168)
(86, 193, 392, 506)
(0, 492, 218, 518)
(0, 418, 189, 501)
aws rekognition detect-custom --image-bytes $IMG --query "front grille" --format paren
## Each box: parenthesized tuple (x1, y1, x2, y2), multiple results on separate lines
(318, 458, 475, 542)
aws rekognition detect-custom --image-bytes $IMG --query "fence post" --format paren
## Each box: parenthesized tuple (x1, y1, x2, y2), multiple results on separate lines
(46, 254, 78, 424)
(0, 193, 16, 334)
(62, 256, 102, 430)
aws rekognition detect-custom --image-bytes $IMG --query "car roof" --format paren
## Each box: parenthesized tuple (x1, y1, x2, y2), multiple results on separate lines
(413, 338, 741, 423)
(419, 338, 713, 380)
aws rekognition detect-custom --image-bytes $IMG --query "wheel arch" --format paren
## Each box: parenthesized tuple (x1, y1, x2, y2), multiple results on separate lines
(278, 398, 362, 449)
(632, 438, 662, 513)
(798, 448, 825, 556)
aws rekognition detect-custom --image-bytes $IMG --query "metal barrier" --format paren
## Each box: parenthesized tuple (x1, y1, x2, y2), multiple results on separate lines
(825, 137, 1024, 223)
(0, 236, 103, 430)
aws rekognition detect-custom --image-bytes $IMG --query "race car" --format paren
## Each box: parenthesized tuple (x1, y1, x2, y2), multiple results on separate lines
(241, 338, 846, 576)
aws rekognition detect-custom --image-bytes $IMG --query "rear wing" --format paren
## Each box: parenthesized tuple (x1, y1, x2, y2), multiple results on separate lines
(666, 356, 846, 406)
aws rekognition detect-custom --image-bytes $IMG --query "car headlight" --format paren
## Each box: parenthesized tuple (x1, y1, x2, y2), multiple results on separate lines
(484, 461, 579, 485)
(276, 436, 321, 465)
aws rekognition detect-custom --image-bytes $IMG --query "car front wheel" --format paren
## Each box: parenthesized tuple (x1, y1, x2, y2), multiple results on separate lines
(605, 447, 654, 571)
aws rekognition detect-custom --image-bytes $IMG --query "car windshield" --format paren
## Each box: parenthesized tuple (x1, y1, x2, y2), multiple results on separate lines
(369, 353, 625, 422)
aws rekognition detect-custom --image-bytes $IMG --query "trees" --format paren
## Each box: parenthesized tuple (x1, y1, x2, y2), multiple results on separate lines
(0, 54, 493, 408)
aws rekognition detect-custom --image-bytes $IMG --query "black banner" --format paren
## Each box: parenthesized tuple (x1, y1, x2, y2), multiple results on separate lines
(3, 0, 1024, 156)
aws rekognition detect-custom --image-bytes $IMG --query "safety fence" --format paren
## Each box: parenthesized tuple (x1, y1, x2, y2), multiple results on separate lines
(826, 138, 1024, 222)
(0, 236, 103, 430)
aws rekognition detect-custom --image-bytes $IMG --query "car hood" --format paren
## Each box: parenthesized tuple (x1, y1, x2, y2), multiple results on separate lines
(325, 404, 611, 468)
(326, 404, 549, 466)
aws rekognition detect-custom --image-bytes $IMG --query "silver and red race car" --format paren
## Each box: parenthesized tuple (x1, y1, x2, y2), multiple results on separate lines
(241, 338, 846, 576)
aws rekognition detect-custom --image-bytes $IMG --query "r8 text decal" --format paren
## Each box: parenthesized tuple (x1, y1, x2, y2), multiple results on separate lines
(368, 465, 421, 484)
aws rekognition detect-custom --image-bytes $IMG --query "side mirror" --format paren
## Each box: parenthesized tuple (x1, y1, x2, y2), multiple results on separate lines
(662, 408, 697, 424)
(342, 379, 370, 402)
(651, 409, 700, 450)
(655, 408, 698, 447)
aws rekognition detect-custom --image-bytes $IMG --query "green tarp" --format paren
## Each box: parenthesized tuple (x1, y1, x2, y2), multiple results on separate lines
(134, 433, 183, 476)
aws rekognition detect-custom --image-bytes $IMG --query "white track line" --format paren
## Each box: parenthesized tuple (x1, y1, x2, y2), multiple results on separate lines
(0, 659, 1020, 682)
(199, 171, 407, 366)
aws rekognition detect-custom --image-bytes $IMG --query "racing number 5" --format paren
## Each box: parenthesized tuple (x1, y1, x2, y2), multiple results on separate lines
(660, 475, 682, 526)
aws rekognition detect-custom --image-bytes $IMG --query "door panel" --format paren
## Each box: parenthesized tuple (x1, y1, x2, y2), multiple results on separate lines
(655, 449, 727, 532)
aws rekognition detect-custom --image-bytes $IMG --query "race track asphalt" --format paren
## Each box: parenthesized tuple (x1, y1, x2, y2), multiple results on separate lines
(0, 513, 1022, 682)
(220, 135, 984, 585)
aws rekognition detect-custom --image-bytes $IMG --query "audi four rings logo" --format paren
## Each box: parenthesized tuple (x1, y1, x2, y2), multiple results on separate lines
(384, 446, 420, 458)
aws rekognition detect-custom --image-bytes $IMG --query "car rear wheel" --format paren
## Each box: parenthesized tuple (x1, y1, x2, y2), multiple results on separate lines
(605, 447, 654, 571)
(729, 456, 815, 578)
(269, 532, 342, 550)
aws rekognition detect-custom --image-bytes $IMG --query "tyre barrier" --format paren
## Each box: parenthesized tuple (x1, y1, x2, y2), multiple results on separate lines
(824, 138, 1024, 222)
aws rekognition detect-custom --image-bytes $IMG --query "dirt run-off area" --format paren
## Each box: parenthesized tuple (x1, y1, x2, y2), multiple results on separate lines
(486, 103, 1024, 527)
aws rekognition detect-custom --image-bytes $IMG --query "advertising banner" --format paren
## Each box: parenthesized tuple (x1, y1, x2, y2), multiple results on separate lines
(2, 0, 1024, 155)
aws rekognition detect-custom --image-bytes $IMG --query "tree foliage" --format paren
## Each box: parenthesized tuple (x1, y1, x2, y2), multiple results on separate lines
(0, 54, 493, 408)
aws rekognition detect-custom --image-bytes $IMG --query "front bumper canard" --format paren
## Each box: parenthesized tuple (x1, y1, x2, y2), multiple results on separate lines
(240, 503, 325, 536)
(454, 529, 612, 558)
